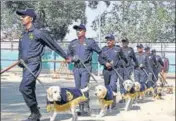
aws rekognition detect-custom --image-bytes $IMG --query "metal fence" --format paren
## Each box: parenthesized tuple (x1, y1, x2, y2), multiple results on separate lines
(1, 41, 175, 74)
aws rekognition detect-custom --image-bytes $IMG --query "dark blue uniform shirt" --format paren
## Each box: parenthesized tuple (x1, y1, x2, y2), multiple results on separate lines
(67, 38, 101, 65)
(18, 25, 68, 63)
(98, 45, 127, 68)
(122, 47, 139, 67)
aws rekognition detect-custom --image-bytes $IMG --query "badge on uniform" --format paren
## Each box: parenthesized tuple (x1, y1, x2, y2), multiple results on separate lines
(149, 56, 151, 59)
(66, 90, 73, 101)
(29, 33, 34, 40)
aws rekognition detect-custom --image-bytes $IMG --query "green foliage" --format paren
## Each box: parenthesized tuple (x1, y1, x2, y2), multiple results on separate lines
(92, 1, 175, 42)
(1, 1, 86, 41)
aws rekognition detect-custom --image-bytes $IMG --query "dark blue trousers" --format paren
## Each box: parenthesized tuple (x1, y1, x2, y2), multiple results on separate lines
(19, 61, 41, 108)
(134, 68, 147, 83)
(103, 68, 120, 93)
(73, 66, 91, 104)
(120, 66, 134, 80)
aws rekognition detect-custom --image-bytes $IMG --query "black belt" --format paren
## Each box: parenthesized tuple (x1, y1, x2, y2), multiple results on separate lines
(74, 62, 90, 68)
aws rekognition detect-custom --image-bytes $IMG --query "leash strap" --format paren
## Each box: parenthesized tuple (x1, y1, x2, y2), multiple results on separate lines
(20, 59, 46, 90)
(78, 57, 98, 84)
(142, 68, 155, 84)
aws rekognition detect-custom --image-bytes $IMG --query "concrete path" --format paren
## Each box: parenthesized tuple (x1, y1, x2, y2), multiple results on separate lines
(1, 73, 175, 121)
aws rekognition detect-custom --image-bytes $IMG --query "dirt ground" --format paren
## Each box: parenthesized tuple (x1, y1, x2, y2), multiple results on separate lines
(1, 72, 175, 121)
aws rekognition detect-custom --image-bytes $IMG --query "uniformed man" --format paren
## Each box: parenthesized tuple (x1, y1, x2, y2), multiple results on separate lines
(16, 8, 70, 121)
(134, 44, 148, 84)
(67, 24, 101, 116)
(151, 49, 164, 82)
(120, 38, 139, 80)
(98, 34, 128, 107)
(144, 46, 157, 85)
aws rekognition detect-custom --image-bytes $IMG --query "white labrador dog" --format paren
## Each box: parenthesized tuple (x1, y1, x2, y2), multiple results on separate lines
(95, 85, 117, 117)
(46, 86, 88, 121)
(123, 79, 136, 111)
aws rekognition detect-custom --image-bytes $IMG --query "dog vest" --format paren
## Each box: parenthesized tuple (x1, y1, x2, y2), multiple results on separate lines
(47, 88, 87, 112)
(123, 87, 137, 99)
(99, 86, 113, 107)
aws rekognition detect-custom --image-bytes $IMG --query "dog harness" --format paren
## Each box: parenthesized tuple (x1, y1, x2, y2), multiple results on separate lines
(123, 87, 137, 99)
(47, 88, 87, 112)
(99, 86, 113, 107)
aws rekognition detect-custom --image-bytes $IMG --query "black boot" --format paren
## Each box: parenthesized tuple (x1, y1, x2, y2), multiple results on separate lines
(77, 104, 84, 116)
(22, 106, 41, 121)
(29, 105, 41, 121)
(83, 101, 91, 116)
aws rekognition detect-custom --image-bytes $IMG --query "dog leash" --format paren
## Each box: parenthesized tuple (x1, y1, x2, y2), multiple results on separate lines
(77, 57, 98, 84)
(20, 59, 47, 90)
(142, 68, 155, 84)
(109, 61, 124, 81)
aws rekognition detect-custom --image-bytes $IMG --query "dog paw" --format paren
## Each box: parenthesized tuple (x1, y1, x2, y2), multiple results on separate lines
(50, 117, 55, 121)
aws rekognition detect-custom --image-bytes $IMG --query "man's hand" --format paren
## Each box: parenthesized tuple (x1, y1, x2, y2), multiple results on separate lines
(65, 57, 72, 63)
(18, 60, 24, 68)
(71, 55, 80, 62)
(105, 62, 112, 69)
(139, 64, 144, 68)
(134, 65, 139, 69)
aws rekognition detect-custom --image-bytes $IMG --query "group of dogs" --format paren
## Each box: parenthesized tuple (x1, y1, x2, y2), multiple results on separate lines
(46, 74, 173, 121)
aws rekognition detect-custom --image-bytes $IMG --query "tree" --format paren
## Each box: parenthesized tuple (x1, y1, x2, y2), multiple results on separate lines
(92, 1, 175, 42)
(1, 1, 86, 41)
(1, 1, 111, 41)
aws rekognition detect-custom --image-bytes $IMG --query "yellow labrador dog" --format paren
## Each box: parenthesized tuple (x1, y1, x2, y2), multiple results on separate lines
(122, 79, 136, 111)
(46, 86, 88, 121)
(134, 81, 147, 100)
(153, 80, 164, 99)
(95, 85, 117, 117)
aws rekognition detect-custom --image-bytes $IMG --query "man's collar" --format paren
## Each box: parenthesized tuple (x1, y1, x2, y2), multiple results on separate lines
(28, 25, 35, 32)
(24, 24, 35, 33)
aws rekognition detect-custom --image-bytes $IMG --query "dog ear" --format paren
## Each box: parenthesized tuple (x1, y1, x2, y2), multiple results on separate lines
(100, 87, 107, 98)
(123, 81, 126, 87)
(47, 87, 53, 99)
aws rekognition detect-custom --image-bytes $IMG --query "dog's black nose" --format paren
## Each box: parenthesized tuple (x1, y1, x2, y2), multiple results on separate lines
(95, 93, 97, 96)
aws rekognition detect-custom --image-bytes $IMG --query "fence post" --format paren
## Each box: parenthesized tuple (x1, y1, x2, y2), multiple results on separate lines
(54, 52, 56, 71)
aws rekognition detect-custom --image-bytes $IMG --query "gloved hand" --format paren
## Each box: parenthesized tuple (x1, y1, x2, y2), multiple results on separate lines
(18, 61, 24, 68)
(71, 55, 80, 62)
(134, 65, 139, 69)
(139, 64, 144, 68)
